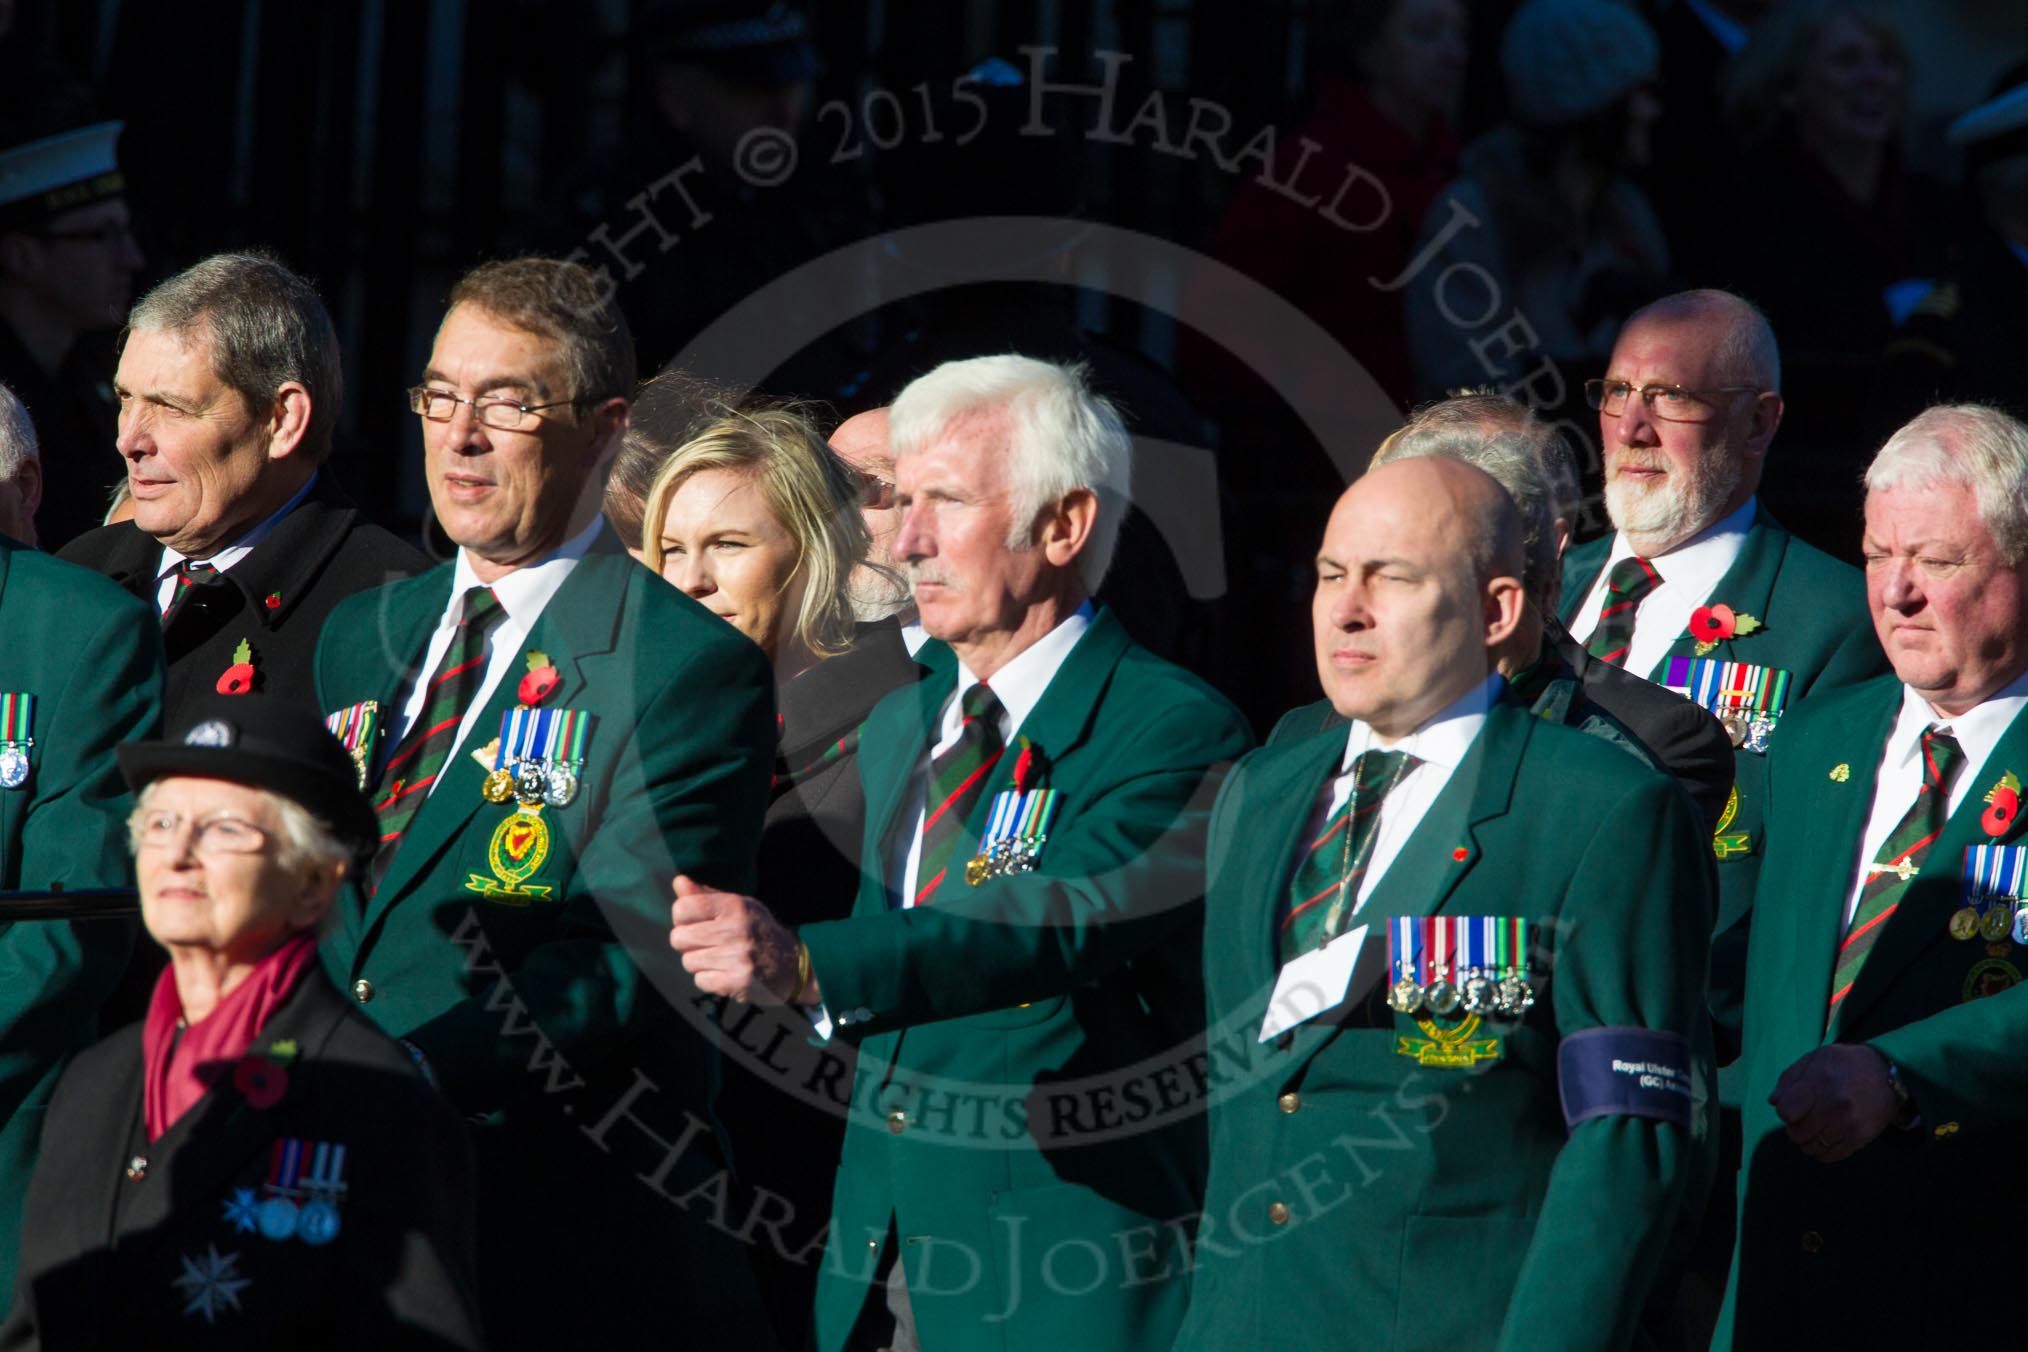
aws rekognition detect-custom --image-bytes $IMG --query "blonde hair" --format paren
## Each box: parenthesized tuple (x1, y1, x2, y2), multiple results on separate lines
(641, 403, 870, 659)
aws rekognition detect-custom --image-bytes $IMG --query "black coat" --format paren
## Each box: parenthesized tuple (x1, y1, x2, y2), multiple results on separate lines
(721, 619, 924, 1350)
(0, 967, 483, 1350)
(57, 474, 429, 720)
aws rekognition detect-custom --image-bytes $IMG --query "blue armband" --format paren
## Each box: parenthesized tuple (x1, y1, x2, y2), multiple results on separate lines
(1557, 1026, 1692, 1131)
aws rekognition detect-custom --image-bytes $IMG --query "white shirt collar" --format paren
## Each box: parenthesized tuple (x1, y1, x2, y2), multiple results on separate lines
(445, 515, 605, 628)
(1683, 0, 1749, 53)
(157, 471, 319, 579)
(951, 601, 1096, 738)
(1340, 672, 1501, 773)
(1884, 666, 2028, 779)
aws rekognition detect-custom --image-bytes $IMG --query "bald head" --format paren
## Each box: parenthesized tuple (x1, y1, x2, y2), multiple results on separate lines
(1620, 288, 1780, 393)
(1374, 392, 1575, 608)
(830, 406, 909, 621)
(1313, 457, 1526, 738)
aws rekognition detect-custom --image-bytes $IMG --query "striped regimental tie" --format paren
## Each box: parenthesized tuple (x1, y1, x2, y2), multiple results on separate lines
(1278, 749, 1419, 964)
(912, 683, 1006, 907)
(369, 587, 505, 893)
(1827, 726, 1965, 1031)
(160, 558, 217, 625)
(1584, 556, 1662, 666)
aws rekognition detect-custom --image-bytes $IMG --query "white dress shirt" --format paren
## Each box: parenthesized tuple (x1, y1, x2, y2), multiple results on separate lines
(1571, 497, 1756, 681)
(899, 618, 930, 657)
(153, 471, 319, 612)
(1299, 673, 1500, 919)
(1840, 671, 2028, 927)
(385, 516, 604, 800)
(892, 602, 1094, 908)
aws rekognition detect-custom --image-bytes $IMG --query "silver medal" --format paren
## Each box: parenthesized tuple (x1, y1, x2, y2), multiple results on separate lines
(0, 743, 27, 789)
(512, 761, 547, 807)
(1425, 979, 1461, 1017)
(541, 764, 578, 808)
(256, 1195, 299, 1241)
(297, 1198, 341, 1246)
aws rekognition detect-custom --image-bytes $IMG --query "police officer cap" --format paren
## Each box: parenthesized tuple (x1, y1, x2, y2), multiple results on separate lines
(118, 695, 378, 853)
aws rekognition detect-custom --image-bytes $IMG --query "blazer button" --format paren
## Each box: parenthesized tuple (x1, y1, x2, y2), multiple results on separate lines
(887, 1111, 907, 1135)
(1277, 1092, 1301, 1114)
(1800, 1231, 1823, 1254)
(352, 978, 375, 1004)
(1267, 1201, 1291, 1226)
(1934, 1121, 1961, 1139)
(125, 1154, 148, 1182)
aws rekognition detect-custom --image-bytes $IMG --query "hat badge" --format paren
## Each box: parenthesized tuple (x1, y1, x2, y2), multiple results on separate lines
(185, 719, 236, 748)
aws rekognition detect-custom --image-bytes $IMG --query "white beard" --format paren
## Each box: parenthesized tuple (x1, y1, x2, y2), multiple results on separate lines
(1604, 443, 1744, 550)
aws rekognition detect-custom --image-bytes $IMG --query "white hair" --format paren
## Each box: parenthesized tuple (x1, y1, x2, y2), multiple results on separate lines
(0, 382, 38, 485)
(889, 354, 1132, 592)
(130, 780, 350, 936)
(1865, 404, 2028, 563)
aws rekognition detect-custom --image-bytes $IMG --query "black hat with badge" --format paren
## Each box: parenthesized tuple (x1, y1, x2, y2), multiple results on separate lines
(117, 695, 378, 854)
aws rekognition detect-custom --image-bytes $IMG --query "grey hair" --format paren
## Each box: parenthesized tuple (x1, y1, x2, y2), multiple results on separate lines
(1374, 391, 1573, 608)
(1865, 403, 2028, 563)
(889, 355, 1132, 593)
(130, 780, 350, 935)
(1623, 289, 1782, 393)
(0, 381, 37, 484)
(128, 252, 344, 464)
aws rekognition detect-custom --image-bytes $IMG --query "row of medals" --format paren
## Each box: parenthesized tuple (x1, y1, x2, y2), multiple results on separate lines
(260, 1190, 341, 1245)
(481, 758, 578, 808)
(1951, 894, 2028, 946)
(1388, 967, 1538, 1019)
(0, 741, 28, 788)
(964, 836, 1043, 886)
(1718, 708, 1776, 754)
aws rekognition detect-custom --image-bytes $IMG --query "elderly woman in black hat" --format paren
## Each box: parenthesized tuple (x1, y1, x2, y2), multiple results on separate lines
(1, 696, 483, 1349)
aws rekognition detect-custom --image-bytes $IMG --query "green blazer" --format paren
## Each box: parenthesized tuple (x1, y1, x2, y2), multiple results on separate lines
(1560, 504, 1886, 1038)
(312, 529, 779, 1346)
(0, 539, 163, 1316)
(799, 609, 1254, 1352)
(1719, 676, 2028, 1349)
(1177, 698, 1713, 1352)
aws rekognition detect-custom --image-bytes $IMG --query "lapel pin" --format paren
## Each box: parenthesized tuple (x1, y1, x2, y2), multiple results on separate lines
(1830, 763, 1851, 782)
(1452, 846, 1469, 861)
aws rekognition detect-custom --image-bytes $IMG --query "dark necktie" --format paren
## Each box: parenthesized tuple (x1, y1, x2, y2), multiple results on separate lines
(160, 558, 217, 625)
(913, 683, 1006, 906)
(1585, 556, 1662, 667)
(1827, 726, 1966, 1031)
(369, 588, 505, 893)
(1279, 749, 1419, 963)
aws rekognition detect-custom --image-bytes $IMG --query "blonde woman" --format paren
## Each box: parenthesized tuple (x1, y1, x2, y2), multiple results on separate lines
(636, 398, 921, 1348)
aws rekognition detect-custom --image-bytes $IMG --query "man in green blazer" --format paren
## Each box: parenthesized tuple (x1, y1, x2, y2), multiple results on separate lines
(1559, 290, 1887, 1036)
(1720, 405, 2028, 1348)
(0, 536, 163, 1315)
(670, 355, 1253, 1351)
(312, 260, 776, 1349)
(1178, 457, 1712, 1352)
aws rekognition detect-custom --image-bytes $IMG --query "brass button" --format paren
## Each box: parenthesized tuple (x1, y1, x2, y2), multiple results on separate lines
(125, 1154, 148, 1182)
(1277, 1091, 1301, 1114)
(1934, 1121, 1961, 1139)
(887, 1110, 907, 1135)
(1800, 1231, 1823, 1254)
(1267, 1201, 1291, 1226)
(352, 978, 374, 1004)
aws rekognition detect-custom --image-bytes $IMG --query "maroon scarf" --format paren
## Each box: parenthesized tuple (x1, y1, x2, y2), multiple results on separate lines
(141, 932, 318, 1142)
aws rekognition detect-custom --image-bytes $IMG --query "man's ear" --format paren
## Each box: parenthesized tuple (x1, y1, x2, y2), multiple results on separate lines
(13, 458, 41, 522)
(1039, 487, 1098, 570)
(585, 398, 629, 469)
(1483, 574, 1527, 649)
(265, 382, 313, 462)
